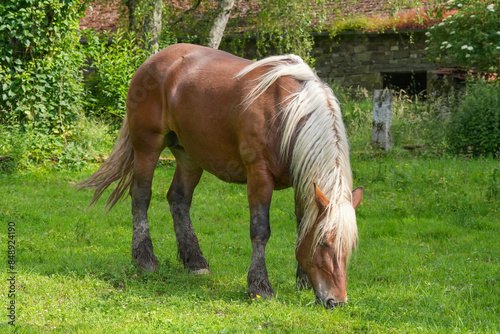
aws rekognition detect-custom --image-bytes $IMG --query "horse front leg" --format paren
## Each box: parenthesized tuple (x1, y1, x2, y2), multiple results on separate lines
(246, 165, 275, 299)
(296, 264, 311, 290)
(294, 199, 311, 290)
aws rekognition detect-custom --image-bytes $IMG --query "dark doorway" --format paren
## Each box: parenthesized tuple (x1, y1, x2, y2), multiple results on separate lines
(382, 71, 427, 97)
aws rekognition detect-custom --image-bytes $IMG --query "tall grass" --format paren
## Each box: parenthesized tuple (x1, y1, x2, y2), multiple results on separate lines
(333, 85, 450, 156)
(0, 116, 115, 172)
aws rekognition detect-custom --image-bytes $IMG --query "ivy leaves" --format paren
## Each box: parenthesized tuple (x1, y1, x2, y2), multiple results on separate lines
(0, 0, 85, 133)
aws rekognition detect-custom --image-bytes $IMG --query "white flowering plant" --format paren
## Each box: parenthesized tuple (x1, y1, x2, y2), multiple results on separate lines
(426, 0, 500, 73)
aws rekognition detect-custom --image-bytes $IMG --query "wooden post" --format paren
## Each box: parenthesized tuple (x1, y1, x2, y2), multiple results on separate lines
(372, 89, 394, 151)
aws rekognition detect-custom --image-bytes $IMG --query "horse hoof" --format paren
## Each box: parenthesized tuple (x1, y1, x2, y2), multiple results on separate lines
(132, 253, 159, 273)
(133, 259, 158, 273)
(132, 237, 158, 272)
(248, 285, 275, 299)
(296, 278, 312, 290)
(192, 268, 210, 275)
(141, 262, 158, 273)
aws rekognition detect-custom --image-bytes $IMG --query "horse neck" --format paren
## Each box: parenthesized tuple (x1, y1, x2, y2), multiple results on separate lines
(284, 88, 354, 251)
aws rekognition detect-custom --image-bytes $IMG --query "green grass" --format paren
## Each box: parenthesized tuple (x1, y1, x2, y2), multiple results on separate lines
(1, 153, 498, 333)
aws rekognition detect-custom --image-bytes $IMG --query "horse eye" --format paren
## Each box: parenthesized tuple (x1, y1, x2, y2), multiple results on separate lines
(320, 241, 330, 248)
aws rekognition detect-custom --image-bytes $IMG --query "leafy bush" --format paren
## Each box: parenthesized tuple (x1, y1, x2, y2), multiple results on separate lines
(0, 3, 153, 170)
(0, 115, 116, 171)
(0, 0, 88, 169)
(0, 0, 85, 135)
(447, 81, 500, 157)
(82, 30, 153, 121)
(426, 0, 500, 73)
(0, 124, 30, 172)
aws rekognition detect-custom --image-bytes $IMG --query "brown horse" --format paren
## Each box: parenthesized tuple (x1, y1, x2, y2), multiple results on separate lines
(78, 43, 363, 308)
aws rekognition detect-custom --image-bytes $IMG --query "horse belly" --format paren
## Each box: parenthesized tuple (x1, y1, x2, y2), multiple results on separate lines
(176, 135, 249, 184)
(161, 46, 287, 186)
(166, 92, 250, 184)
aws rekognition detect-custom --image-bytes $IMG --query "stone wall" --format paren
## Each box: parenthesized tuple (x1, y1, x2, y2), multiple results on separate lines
(311, 30, 438, 92)
(236, 30, 443, 94)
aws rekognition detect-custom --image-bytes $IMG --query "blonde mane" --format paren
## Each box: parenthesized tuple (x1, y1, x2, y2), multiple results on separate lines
(235, 55, 358, 258)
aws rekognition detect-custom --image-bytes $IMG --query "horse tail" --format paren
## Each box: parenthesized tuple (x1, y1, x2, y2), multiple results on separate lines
(77, 117, 134, 210)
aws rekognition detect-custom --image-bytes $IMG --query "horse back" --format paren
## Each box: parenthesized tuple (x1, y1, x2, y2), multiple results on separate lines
(127, 43, 297, 187)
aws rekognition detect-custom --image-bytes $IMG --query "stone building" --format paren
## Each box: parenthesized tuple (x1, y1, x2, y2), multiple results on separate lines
(312, 30, 437, 95)
(80, 1, 450, 96)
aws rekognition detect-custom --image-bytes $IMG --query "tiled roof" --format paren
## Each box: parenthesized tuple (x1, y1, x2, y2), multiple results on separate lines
(80, 0, 395, 32)
(80, 0, 124, 32)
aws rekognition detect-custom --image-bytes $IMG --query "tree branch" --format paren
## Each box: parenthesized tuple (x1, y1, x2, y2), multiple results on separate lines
(174, 0, 203, 24)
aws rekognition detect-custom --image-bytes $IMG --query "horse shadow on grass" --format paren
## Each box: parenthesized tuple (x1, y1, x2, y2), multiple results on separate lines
(26, 235, 301, 308)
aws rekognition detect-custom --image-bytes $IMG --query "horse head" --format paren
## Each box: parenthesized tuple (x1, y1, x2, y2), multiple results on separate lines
(295, 183, 363, 309)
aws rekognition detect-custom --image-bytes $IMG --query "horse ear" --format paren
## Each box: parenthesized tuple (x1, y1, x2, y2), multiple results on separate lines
(352, 186, 364, 210)
(313, 182, 329, 213)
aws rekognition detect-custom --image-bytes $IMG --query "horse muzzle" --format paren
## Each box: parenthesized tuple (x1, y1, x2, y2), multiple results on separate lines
(315, 296, 347, 309)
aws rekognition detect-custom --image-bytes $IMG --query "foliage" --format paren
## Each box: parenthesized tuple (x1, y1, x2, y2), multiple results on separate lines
(0, 116, 115, 171)
(0, 0, 89, 168)
(162, 0, 448, 63)
(329, 10, 435, 35)
(0, 0, 85, 136)
(0, 2, 156, 170)
(162, 0, 217, 44)
(0, 125, 30, 172)
(332, 85, 449, 156)
(82, 29, 153, 121)
(0, 156, 498, 332)
(163, 0, 327, 63)
(328, 1, 457, 35)
(446, 81, 500, 157)
(425, 0, 500, 73)
(250, 0, 327, 63)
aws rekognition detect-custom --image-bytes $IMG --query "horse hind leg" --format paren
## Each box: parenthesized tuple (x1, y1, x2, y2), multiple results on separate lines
(167, 147, 209, 274)
(130, 147, 163, 272)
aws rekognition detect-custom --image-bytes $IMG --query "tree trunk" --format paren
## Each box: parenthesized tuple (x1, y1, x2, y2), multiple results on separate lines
(206, 0, 235, 49)
(126, 0, 162, 52)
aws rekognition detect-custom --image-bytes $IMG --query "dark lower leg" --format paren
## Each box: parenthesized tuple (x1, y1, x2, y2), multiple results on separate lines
(168, 194, 209, 273)
(247, 220, 274, 298)
(246, 169, 275, 298)
(294, 198, 310, 289)
(296, 264, 312, 290)
(131, 174, 158, 272)
(167, 153, 208, 273)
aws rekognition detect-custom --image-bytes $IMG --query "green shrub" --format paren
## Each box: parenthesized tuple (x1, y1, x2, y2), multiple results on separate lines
(426, 0, 500, 73)
(447, 81, 500, 157)
(82, 30, 153, 122)
(0, 124, 30, 172)
(0, 0, 85, 135)
(0, 0, 87, 169)
(0, 3, 153, 170)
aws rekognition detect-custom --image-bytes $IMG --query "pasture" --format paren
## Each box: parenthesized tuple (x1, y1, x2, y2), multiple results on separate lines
(1, 153, 498, 333)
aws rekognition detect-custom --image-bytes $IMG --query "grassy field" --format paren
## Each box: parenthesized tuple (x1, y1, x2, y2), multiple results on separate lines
(1, 152, 498, 333)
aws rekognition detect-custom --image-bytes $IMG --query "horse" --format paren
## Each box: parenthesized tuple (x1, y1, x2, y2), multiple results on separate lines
(78, 43, 363, 309)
